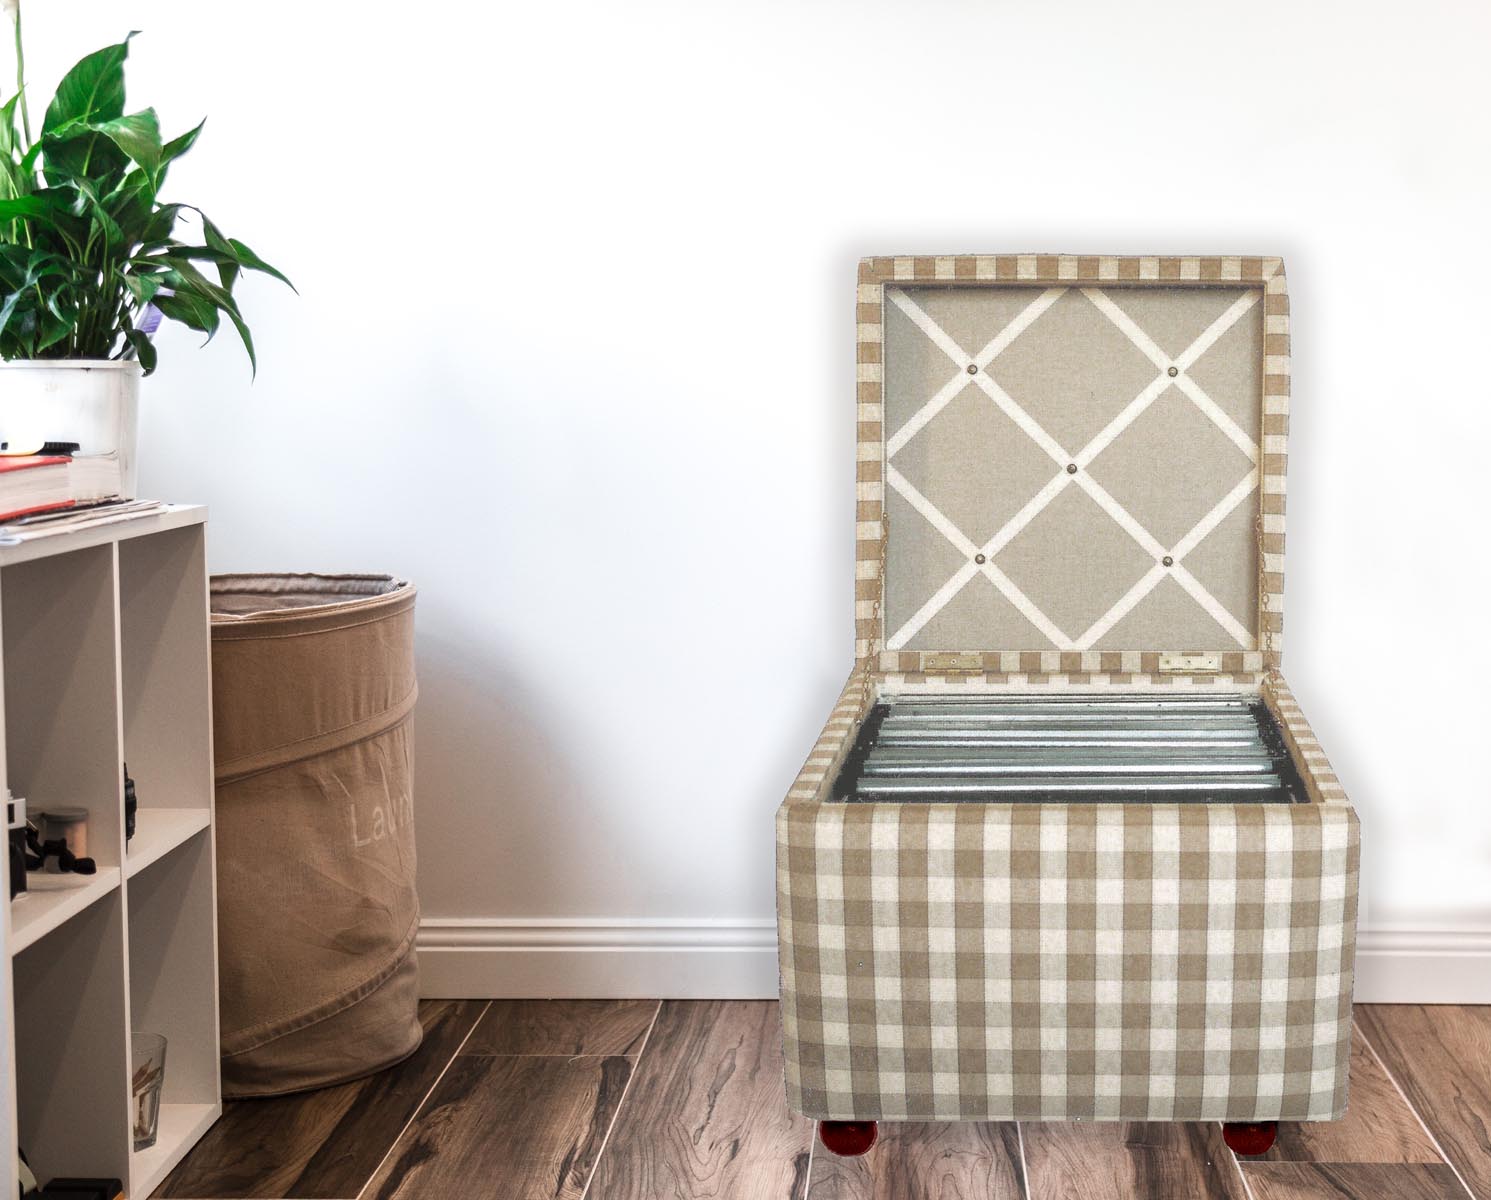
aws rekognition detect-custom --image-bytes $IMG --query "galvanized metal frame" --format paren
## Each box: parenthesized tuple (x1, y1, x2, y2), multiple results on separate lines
(844, 693, 1296, 803)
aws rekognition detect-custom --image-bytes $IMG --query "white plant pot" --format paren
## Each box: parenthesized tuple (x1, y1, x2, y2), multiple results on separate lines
(0, 359, 141, 500)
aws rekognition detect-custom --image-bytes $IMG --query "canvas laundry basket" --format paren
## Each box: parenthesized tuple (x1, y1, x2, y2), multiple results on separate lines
(210, 573, 421, 1097)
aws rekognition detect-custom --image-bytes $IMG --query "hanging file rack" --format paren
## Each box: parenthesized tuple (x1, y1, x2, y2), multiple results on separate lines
(833, 693, 1307, 804)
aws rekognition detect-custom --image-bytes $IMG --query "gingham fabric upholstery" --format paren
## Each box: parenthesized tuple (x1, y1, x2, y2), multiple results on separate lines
(876, 650, 1265, 681)
(776, 255, 1357, 1125)
(775, 673, 1360, 1123)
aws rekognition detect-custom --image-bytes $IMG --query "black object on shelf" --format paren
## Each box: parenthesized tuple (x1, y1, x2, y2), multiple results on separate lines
(0, 440, 80, 456)
(38, 1180, 124, 1200)
(123, 765, 137, 845)
(7, 791, 26, 900)
(22, 827, 95, 876)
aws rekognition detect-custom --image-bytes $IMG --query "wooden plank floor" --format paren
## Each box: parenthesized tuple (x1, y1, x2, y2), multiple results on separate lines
(1022, 1121, 1249, 1200)
(154, 999, 489, 1199)
(1357, 1005, 1491, 1199)
(810, 1121, 1025, 1199)
(155, 1003, 1489, 1200)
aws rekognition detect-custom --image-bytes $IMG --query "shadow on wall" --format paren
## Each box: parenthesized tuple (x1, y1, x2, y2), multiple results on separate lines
(408, 623, 639, 919)
(406, 613, 852, 926)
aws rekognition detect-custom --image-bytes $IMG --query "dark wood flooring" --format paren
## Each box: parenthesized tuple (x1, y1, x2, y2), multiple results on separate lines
(156, 1003, 1489, 1200)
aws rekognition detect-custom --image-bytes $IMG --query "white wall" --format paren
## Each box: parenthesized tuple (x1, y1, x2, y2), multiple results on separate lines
(24, 0, 1491, 998)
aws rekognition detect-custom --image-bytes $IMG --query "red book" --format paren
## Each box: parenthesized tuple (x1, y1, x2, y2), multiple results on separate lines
(0, 455, 90, 522)
(0, 455, 69, 472)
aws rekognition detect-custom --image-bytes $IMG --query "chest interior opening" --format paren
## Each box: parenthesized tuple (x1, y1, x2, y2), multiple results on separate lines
(832, 692, 1306, 804)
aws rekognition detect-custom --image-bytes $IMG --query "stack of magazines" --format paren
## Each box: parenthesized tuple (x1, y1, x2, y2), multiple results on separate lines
(0, 498, 168, 545)
(0, 445, 165, 544)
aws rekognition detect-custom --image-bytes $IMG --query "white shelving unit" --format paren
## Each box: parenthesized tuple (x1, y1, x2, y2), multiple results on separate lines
(0, 506, 219, 1198)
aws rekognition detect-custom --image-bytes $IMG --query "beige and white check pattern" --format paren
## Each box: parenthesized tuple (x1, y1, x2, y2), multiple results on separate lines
(1265, 677, 1349, 806)
(874, 649, 1264, 685)
(776, 673, 1360, 1123)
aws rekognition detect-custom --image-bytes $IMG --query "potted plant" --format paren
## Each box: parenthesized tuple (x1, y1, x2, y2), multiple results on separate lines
(0, 2, 289, 497)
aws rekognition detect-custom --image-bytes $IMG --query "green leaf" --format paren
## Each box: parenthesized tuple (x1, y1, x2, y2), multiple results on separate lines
(154, 288, 219, 337)
(160, 255, 242, 315)
(161, 256, 257, 375)
(160, 118, 204, 166)
(38, 113, 156, 186)
(18, 139, 44, 173)
(70, 177, 125, 246)
(101, 168, 159, 240)
(37, 39, 148, 186)
(220, 297, 256, 376)
(86, 109, 162, 176)
(0, 158, 27, 204)
(123, 272, 162, 307)
(0, 188, 88, 250)
(0, 270, 28, 336)
(34, 310, 78, 353)
(0, 247, 73, 292)
(199, 214, 239, 290)
(123, 326, 157, 374)
(38, 125, 128, 184)
(136, 200, 187, 248)
(42, 35, 135, 136)
(226, 236, 294, 292)
(0, 193, 60, 221)
(0, 257, 82, 356)
(0, 93, 23, 161)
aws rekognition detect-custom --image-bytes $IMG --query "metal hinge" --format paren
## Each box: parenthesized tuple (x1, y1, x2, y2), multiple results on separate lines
(923, 652, 983, 672)
(1158, 652, 1223, 674)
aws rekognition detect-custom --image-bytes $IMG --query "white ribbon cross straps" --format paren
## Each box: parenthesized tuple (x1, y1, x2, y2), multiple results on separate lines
(885, 285, 1261, 652)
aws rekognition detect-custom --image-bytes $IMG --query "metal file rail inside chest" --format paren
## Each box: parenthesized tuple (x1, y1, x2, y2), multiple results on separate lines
(775, 255, 1359, 1160)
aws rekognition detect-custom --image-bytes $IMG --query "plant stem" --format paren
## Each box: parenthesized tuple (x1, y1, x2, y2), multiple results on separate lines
(12, 0, 31, 150)
(10, 0, 38, 347)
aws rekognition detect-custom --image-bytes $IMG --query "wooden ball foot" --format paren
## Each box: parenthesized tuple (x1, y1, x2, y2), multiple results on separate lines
(817, 1120, 878, 1156)
(1222, 1120, 1278, 1155)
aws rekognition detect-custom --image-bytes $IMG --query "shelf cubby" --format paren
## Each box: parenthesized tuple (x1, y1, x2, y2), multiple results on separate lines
(3, 542, 124, 882)
(126, 827, 219, 1193)
(11, 888, 131, 1185)
(0, 507, 219, 1197)
(119, 523, 213, 826)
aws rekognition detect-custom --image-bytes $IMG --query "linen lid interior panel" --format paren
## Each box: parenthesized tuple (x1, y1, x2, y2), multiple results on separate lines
(885, 283, 1263, 654)
(857, 254, 1289, 678)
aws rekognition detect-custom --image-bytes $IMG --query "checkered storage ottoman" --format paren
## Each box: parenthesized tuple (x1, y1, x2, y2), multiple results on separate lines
(776, 256, 1359, 1158)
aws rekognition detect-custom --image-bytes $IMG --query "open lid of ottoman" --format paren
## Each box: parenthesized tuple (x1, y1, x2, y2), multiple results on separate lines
(856, 255, 1289, 677)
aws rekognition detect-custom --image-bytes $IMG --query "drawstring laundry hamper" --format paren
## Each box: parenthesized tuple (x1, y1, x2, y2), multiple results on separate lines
(210, 574, 421, 1096)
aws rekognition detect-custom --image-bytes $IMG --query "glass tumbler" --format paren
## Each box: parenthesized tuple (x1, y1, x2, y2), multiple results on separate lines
(131, 1032, 168, 1151)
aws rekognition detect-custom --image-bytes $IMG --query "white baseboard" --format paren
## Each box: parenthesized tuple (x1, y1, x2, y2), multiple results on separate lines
(416, 918, 780, 999)
(1354, 926, 1491, 1003)
(416, 918, 1491, 1003)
